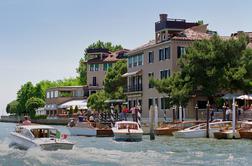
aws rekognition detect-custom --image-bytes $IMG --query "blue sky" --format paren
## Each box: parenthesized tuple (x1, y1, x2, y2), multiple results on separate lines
(0, 0, 252, 115)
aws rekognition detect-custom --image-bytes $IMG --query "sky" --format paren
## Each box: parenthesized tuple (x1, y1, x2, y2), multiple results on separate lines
(0, 0, 252, 115)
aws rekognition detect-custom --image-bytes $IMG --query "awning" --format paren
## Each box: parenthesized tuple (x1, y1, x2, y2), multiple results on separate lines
(122, 70, 142, 77)
(58, 99, 88, 109)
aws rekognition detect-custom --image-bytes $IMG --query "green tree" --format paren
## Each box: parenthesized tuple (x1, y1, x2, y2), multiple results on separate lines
(104, 60, 127, 99)
(34, 83, 44, 99)
(6, 100, 19, 115)
(17, 82, 35, 115)
(87, 90, 107, 112)
(76, 41, 123, 85)
(25, 97, 45, 118)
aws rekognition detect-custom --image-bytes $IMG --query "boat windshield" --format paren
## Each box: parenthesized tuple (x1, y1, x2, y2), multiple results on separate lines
(118, 123, 138, 130)
(31, 129, 57, 138)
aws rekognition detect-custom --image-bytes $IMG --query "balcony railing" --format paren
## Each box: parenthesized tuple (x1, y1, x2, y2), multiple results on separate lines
(125, 84, 143, 93)
(89, 83, 99, 86)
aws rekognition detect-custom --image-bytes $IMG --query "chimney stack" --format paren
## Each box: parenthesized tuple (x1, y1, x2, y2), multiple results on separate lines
(159, 14, 168, 22)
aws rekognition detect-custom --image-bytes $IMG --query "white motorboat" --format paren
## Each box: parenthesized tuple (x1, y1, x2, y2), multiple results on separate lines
(67, 122, 97, 136)
(173, 121, 234, 138)
(10, 125, 74, 150)
(112, 121, 143, 142)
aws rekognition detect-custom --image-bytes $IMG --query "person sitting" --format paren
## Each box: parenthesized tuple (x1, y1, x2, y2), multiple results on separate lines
(22, 116, 31, 125)
(89, 115, 94, 122)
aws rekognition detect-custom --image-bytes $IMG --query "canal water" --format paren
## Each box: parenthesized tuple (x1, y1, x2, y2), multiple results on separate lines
(0, 122, 251, 166)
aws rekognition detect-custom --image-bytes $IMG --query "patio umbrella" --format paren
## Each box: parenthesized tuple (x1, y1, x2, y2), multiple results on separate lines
(221, 93, 240, 100)
(236, 94, 252, 100)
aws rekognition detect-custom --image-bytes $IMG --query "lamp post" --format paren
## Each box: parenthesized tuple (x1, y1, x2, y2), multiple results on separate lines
(195, 104, 199, 121)
(222, 103, 227, 121)
(206, 101, 210, 138)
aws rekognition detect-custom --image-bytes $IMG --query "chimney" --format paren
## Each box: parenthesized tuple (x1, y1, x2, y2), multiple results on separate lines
(159, 14, 168, 22)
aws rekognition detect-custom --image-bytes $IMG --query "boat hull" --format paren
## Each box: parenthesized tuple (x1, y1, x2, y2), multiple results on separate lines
(214, 131, 240, 139)
(239, 130, 252, 139)
(113, 132, 143, 142)
(10, 132, 74, 150)
(174, 129, 220, 138)
(67, 127, 97, 136)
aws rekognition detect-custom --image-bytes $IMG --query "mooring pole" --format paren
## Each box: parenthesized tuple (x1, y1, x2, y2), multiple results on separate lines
(195, 104, 199, 121)
(222, 103, 227, 121)
(172, 106, 176, 123)
(232, 97, 236, 138)
(149, 105, 155, 140)
(206, 101, 210, 138)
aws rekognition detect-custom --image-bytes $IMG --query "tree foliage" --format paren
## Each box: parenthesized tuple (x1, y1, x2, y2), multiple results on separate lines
(87, 90, 107, 112)
(76, 41, 123, 85)
(6, 100, 19, 115)
(25, 97, 45, 118)
(104, 60, 127, 99)
(152, 34, 252, 108)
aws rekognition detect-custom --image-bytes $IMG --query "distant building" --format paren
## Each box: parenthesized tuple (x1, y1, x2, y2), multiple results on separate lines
(45, 86, 86, 117)
(85, 48, 129, 95)
(123, 14, 212, 119)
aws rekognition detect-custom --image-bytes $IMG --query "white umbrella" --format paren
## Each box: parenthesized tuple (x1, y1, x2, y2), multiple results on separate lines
(221, 93, 240, 100)
(236, 94, 252, 100)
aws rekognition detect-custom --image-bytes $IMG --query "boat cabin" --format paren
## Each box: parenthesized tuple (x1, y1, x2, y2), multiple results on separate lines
(115, 122, 139, 130)
(15, 125, 58, 139)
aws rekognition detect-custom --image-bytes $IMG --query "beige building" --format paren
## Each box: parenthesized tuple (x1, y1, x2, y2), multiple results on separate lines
(45, 86, 85, 117)
(123, 14, 211, 119)
(85, 48, 128, 95)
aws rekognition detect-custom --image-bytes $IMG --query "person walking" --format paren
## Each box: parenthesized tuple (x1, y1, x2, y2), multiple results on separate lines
(226, 107, 231, 121)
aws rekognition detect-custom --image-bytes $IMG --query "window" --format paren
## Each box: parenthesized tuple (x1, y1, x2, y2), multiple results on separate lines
(46, 92, 50, 99)
(148, 51, 154, 63)
(103, 63, 112, 71)
(54, 91, 58, 98)
(164, 47, 170, 59)
(159, 49, 164, 61)
(50, 91, 54, 98)
(128, 57, 133, 68)
(148, 72, 154, 88)
(161, 97, 169, 109)
(148, 98, 154, 109)
(92, 77, 97, 86)
(160, 69, 170, 79)
(94, 64, 99, 71)
(133, 56, 138, 67)
(177, 46, 186, 58)
(90, 64, 94, 71)
(138, 54, 143, 66)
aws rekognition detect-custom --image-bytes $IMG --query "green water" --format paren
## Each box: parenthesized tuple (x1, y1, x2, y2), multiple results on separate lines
(0, 122, 251, 166)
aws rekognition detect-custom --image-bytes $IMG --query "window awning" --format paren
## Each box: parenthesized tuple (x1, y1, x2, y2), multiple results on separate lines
(122, 70, 142, 77)
(58, 99, 88, 109)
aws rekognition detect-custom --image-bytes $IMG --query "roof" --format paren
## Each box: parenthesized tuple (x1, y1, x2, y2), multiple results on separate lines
(129, 40, 156, 53)
(47, 86, 84, 91)
(87, 49, 129, 64)
(172, 24, 211, 41)
(58, 99, 88, 109)
(129, 25, 211, 54)
(19, 125, 54, 130)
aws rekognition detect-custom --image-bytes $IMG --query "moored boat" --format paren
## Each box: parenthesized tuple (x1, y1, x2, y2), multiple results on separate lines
(10, 125, 74, 150)
(214, 130, 240, 139)
(155, 121, 205, 136)
(174, 121, 233, 138)
(238, 121, 252, 139)
(112, 121, 143, 142)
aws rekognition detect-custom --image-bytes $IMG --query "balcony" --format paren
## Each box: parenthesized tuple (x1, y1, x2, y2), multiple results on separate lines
(89, 83, 99, 87)
(124, 84, 143, 93)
